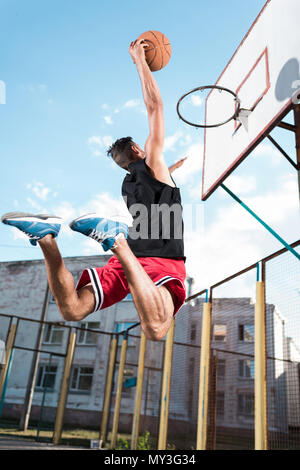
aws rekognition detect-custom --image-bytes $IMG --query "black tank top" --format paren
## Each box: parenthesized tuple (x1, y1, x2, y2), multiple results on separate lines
(121, 158, 185, 261)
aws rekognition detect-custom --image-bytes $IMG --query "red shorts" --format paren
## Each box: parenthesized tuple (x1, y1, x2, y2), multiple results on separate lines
(76, 256, 186, 316)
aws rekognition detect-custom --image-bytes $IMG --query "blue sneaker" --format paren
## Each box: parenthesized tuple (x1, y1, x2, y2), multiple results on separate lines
(69, 213, 128, 252)
(1, 212, 62, 246)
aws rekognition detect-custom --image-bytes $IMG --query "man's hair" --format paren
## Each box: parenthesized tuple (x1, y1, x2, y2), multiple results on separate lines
(107, 136, 134, 161)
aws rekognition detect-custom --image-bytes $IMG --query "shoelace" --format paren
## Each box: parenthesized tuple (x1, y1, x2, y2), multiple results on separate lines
(24, 231, 40, 240)
(89, 229, 106, 242)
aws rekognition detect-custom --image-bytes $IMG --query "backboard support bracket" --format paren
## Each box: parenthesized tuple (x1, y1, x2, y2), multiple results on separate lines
(266, 134, 299, 170)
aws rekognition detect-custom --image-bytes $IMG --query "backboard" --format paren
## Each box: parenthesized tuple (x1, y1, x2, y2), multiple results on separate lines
(202, 0, 300, 200)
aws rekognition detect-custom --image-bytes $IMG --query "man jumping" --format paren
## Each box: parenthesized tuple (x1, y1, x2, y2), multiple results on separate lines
(1, 39, 186, 341)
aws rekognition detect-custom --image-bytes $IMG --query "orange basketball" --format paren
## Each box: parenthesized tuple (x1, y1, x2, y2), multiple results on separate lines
(137, 30, 171, 71)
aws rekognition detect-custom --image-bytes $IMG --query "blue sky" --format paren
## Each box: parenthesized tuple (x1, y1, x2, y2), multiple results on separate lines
(0, 0, 299, 298)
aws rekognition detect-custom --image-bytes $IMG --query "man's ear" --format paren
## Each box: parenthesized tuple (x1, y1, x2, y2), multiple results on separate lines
(131, 144, 139, 155)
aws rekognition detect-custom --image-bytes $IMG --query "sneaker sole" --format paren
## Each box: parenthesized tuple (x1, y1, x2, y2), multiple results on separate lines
(1, 212, 62, 224)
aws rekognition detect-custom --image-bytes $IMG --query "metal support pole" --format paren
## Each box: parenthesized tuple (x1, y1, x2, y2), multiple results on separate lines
(53, 330, 77, 445)
(293, 105, 300, 203)
(110, 332, 128, 449)
(19, 284, 50, 430)
(0, 323, 17, 401)
(36, 353, 53, 441)
(207, 351, 217, 450)
(221, 183, 300, 261)
(0, 349, 15, 418)
(99, 335, 118, 446)
(196, 301, 212, 450)
(255, 262, 268, 450)
(157, 319, 175, 450)
(131, 331, 147, 450)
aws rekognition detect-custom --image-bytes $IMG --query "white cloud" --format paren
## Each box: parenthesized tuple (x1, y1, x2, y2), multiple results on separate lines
(53, 201, 77, 221)
(27, 182, 51, 201)
(12, 226, 29, 242)
(87, 136, 102, 147)
(123, 99, 146, 115)
(78, 192, 133, 226)
(87, 135, 114, 156)
(104, 115, 113, 125)
(190, 95, 203, 107)
(163, 131, 183, 152)
(101, 103, 109, 110)
(172, 143, 203, 185)
(82, 238, 102, 255)
(225, 174, 257, 195)
(26, 197, 41, 210)
(124, 99, 141, 108)
(252, 143, 283, 167)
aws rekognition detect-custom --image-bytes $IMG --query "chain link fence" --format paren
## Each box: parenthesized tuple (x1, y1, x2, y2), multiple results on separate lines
(0, 240, 299, 449)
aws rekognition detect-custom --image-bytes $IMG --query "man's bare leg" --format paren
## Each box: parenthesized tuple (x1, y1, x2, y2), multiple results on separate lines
(39, 234, 174, 340)
(111, 234, 175, 340)
(38, 235, 96, 321)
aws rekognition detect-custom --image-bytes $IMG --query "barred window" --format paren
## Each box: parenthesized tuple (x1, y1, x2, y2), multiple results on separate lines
(238, 359, 255, 379)
(70, 366, 94, 392)
(213, 324, 227, 342)
(190, 323, 197, 342)
(238, 324, 254, 342)
(36, 364, 57, 390)
(77, 322, 100, 345)
(237, 393, 254, 417)
(217, 359, 226, 378)
(43, 325, 64, 345)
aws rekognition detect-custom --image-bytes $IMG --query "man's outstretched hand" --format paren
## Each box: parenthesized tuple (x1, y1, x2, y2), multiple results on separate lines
(168, 156, 188, 174)
(129, 39, 148, 65)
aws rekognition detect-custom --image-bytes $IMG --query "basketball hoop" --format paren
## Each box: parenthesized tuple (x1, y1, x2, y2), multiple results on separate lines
(176, 85, 241, 128)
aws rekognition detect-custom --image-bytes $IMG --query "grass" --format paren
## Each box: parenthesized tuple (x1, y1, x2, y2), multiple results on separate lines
(0, 420, 152, 448)
(0, 420, 102, 447)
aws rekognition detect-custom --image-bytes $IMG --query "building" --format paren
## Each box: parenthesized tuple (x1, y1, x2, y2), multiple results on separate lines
(0, 257, 299, 438)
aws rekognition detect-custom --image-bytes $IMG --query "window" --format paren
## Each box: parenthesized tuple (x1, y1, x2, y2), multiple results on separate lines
(217, 359, 226, 379)
(70, 366, 93, 392)
(77, 322, 100, 345)
(115, 322, 137, 346)
(237, 393, 254, 417)
(216, 392, 225, 418)
(238, 359, 255, 379)
(239, 324, 254, 342)
(190, 323, 196, 342)
(43, 324, 64, 345)
(36, 364, 57, 390)
(213, 324, 227, 342)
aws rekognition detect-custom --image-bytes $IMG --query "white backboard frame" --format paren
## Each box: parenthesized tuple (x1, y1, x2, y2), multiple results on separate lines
(202, 0, 300, 200)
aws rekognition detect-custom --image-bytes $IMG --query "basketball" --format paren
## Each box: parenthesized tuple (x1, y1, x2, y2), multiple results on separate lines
(137, 30, 171, 71)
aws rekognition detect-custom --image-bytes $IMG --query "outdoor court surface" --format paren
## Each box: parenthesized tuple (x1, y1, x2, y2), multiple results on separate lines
(0, 435, 86, 450)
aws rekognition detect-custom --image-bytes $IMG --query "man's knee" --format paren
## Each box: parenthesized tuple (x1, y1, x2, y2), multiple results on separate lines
(57, 285, 96, 322)
(143, 318, 173, 341)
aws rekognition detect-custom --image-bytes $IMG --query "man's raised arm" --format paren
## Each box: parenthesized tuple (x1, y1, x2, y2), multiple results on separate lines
(129, 39, 174, 186)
